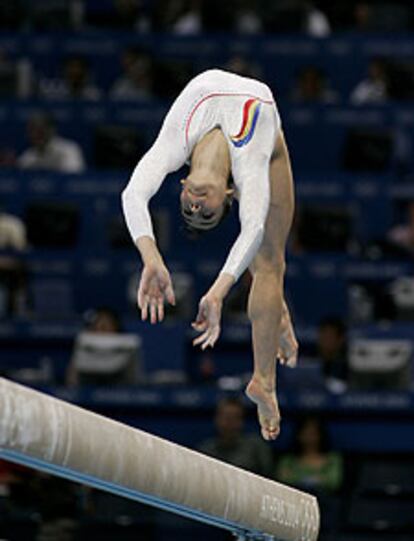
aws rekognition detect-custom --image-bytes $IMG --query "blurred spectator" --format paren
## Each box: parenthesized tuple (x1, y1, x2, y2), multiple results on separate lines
(387, 200, 414, 256)
(18, 113, 85, 173)
(154, 0, 203, 33)
(317, 317, 348, 391)
(263, 0, 330, 36)
(110, 47, 154, 101)
(66, 307, 144, 387)
(234, 0, 262, 34)
(32, 474, 78, 541)
(172, 0, 203, 35)
(39, 55, 101, 101)
(198, 397, 273, 477)
(291, 66, 338, 103)
(276, 416, 343, 493)
(113, 0, 150, 31)
(351, 58, 389, 105)
(353, 1, 373, 31)
(0, 209, 27, 318)
(353, 1, 410, 32)
(303, 1, 331, 37)
(0, 211, 26, 251)
(224, 55, 262, 80)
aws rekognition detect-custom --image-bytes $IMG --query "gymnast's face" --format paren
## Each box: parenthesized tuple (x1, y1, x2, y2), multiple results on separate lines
(180, 178, 227, 231)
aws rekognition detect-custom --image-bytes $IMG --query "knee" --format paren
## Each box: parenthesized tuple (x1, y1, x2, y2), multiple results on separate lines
(251, 253, 286, 278)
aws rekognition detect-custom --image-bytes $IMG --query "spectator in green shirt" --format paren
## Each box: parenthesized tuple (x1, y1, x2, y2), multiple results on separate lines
(276, 416, 343, 493)
(199, 396, 274, 478)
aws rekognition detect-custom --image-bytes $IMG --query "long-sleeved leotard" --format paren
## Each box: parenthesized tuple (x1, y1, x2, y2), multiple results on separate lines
(122, 69, 281, 281)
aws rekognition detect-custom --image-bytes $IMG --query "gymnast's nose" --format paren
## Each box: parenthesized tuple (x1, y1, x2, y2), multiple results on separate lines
(190, 203, 201, 213)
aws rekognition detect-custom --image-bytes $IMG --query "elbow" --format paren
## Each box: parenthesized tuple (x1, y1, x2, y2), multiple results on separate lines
(121, 183, 131, 205)
(121, 183, 137, 214)
(251, 222, 265, 249)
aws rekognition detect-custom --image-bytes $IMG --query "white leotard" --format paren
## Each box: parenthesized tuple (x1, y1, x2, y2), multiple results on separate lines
(122, 69, 281, 281)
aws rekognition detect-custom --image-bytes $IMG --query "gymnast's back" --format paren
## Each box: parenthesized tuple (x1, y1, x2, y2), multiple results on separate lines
(185, 69, 275, 102)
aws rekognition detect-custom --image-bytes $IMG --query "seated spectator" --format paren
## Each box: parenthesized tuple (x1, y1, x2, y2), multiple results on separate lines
(18, 113, 85, 173)
(351, 58, 389, 105)
(198, 397, 273, 477)
(353, 1, 373, 31)
(234, 0, 262, 34)
(263, 0, 330, 36)
(0, 211, 26, 251)
(224, 54, 262, 80)
(38, 55, 101, 101)
(276, 416, 343, 494)
(304, 1, 331, 37)
(387, 200, 414, 256)
(0, 209, 27, 318)
(66, 307, 144, 387)
(172, 0, 203, 35)
(353, 1, 409, 32)
(110, 47, 154, 101)
(317, 317, 348, 391)
(291, 66, 338, 103)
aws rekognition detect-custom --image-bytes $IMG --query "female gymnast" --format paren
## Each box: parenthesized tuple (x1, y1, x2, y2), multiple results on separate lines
(122, 69, 298, 440)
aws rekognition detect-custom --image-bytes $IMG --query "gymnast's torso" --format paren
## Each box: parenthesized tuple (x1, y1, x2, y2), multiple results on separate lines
(169, 69, 280, 159)
(122, 69, 282, 279)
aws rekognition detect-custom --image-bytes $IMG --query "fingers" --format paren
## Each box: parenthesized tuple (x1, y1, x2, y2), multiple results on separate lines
(140, 296, 149, 321)
(150, 301, 157, 324)
(165, 284, 176, 306)
(191, 320, 207, 332)
(157, 298, 164, 322)
(192, 325, 220, 350)
(193, 330, 210, 348)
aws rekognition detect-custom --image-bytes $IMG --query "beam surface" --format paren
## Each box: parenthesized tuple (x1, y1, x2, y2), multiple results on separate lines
(0, 378, 319, 541)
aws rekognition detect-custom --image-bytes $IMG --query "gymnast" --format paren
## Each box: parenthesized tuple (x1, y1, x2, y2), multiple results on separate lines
(122, 69, 298, 441)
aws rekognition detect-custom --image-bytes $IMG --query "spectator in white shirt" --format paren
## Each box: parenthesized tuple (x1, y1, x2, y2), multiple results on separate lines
(39, 55, 101, 101)
(351, 58, 389, 105)
(18, 113, 85, 173)
(110, 47, 154, 101)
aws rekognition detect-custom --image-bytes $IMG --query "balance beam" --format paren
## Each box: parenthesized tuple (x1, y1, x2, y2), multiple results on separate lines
(0, 378, 319, 541)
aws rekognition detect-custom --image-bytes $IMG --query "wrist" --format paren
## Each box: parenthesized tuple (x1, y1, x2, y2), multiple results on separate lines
(209, 272, 235, 301)
(136, 236, 164, 267)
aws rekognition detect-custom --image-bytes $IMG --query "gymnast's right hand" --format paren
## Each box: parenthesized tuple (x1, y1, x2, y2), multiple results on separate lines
(137, 263, 176, 324)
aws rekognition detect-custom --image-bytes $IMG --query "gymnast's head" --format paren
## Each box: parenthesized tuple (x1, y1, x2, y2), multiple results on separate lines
(180, 128, 234, 233)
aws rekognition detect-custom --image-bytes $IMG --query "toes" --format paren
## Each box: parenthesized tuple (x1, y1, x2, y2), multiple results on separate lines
(261, 427, 270, 441)
(260, 419, 280, 441)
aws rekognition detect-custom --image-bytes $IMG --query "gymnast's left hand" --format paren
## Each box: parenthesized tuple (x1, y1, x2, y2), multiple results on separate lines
(192, 294, 222, 350)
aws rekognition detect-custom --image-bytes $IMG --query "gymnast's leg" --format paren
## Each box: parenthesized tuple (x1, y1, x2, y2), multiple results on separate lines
(246, 131, 295, 441)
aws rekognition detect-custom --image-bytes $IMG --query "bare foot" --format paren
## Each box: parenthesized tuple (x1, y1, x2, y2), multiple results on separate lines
(246, 378, 281, 441)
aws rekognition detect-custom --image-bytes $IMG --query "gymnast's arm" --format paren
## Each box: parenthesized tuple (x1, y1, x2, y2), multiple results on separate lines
(192, 157, 270, 349)
(122, 121, 186, 323)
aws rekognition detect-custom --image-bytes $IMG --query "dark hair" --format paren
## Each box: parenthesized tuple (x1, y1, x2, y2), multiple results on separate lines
(318, 316, 346, 336)
(83, 306, 122, 332)
(216, 396, 245, 414)
(292, 415, 331, 455)
(28, 112, 55, 130)
(182, 194, 233, 238)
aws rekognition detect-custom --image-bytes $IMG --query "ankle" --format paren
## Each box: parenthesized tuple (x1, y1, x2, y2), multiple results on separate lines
(250, 374, 275, 392)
